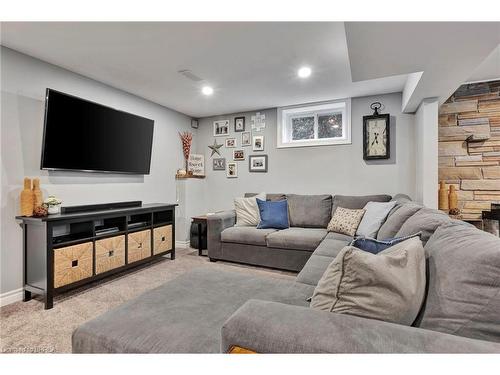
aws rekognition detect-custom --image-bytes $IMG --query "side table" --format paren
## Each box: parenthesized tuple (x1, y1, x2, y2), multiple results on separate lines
(191, 216, 208, 256)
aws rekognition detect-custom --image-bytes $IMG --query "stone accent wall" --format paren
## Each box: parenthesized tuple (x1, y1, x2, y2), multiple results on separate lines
(438, 80, 500, 220)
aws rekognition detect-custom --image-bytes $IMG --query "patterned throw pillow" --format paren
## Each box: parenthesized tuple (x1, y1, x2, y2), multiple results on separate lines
(327, 207, 366, 236)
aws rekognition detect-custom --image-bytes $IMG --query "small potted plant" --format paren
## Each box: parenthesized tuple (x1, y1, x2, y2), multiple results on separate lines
(44, 195, 62, 215)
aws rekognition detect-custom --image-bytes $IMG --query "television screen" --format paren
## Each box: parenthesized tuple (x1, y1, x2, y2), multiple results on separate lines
(41, 89, 154, 174)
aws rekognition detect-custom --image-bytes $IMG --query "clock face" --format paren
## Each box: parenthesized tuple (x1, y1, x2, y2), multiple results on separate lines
(366, 118, 388, 157)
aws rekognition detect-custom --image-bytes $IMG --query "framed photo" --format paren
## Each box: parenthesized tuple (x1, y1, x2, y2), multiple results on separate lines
(191, 119, 199, 129)
(212, 158, 226, 171)
(227, 162, 238, 178)
(225, 138, 236, 148)
(363, 113, 390, 160)
(249, 155, 268, 173)
(213, 120, 229, 136)
(233, 149, 245, 161)
(234, 116, 245, 132)
(241, 132, 251, 146)
(252, 135, 264, 151)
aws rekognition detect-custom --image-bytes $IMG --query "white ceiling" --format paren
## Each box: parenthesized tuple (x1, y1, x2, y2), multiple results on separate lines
(0, 22, 407, 117)
(1, 22, 499, 117)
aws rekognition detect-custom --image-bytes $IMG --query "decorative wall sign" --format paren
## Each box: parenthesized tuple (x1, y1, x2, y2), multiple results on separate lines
(233, 149, 245, 161)
(234, 117, 245, 132)
(225, 138, 236, 148)
(213, 158, 226, 171)
(251, 112, 266, 132)
(188, 154, 205, 176)
(227, 162, 238, 178)
(241, 131, 251, 146)
(252, 135, 264, 151)
(213, 120, 230, 136)
(363, 102, 390, 160)
(208, 139, 223, 157)
(249, 155, 268, 172)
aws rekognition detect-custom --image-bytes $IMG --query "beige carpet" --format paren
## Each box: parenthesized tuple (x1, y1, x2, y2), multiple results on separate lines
(0, 247, 294, 353)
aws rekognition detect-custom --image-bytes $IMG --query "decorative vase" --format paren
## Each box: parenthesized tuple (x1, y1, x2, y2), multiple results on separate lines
(32, 178, 43, 209)
(48, 204, 61, 215)
(448, 185, 458, 211)
(438, 181, 449, 211)
(20, 177, 34, 217)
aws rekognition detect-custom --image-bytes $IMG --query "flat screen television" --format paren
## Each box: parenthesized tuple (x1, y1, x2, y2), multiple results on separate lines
(41, 89, 154, 174)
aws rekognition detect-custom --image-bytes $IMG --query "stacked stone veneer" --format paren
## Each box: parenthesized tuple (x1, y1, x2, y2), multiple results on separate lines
(438, 80, 500, 220)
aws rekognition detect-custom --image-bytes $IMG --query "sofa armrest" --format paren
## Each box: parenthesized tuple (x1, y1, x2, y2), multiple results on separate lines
(221, 300, 500, 353)
(207, 210, 236, 259)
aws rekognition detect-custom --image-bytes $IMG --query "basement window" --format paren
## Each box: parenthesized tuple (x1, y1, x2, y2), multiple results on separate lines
(277, 99, 351, 148)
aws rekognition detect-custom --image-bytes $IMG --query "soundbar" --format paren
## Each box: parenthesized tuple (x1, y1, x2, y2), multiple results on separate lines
(61, 201, 142, 215)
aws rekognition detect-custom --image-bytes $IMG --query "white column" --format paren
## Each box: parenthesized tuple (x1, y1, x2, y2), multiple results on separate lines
(415, 98, 439, 208)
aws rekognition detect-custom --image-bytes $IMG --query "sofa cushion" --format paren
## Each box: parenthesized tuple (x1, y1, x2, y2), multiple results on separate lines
(221, 226, 277, 246)
(286, 194, 332, 228)
(377, 202, 423, 240)
(324, 232, 353, 242)
(72, 268, 314, 353)
(356, 201, 397, 238)
(331, 194, 392, 215)
(266, 228, 328, 252)
(395, 207, 451, 245)
(295, 238, 350, 286)
(418, 222, 500, 343)
(310, 237, 426, 326)
(244, 193, 286, 201)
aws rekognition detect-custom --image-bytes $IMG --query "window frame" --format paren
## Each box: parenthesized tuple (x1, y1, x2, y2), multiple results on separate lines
(277, 99, 351, 148)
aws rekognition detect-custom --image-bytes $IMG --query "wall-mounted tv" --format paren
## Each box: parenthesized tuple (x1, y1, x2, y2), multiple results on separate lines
(41, 89, 154, 174)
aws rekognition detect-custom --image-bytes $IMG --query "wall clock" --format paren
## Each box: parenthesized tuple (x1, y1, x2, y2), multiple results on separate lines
(363, 102, 390, 160)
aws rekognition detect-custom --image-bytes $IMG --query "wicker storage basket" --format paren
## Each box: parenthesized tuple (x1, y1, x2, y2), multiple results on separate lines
(95, 235, 125, 274)
(153, 225, 173, 255)
(54, 242, 93, 288)
(127, 229, 151, 263)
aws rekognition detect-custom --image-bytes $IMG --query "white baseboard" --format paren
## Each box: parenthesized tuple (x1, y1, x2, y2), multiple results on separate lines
(0, 288, 23, 307)
(175, 240, 190, 249)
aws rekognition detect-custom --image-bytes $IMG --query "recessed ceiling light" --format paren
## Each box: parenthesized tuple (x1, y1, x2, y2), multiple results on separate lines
(201, 86, 214, 96)
(298, 66, 312, 78)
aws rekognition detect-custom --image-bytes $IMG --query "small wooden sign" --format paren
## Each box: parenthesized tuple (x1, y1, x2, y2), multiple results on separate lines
(188, 154, 205, 176)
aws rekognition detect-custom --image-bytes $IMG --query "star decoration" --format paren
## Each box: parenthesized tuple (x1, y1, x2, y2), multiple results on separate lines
(208, 139, 223, 157)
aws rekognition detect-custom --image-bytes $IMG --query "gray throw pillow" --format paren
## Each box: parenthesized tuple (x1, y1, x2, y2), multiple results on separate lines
(310, 237, 426, 326)
(356, 201, 397, 238)
(377, 202, 423, 240)
(287, 194, 332, 228)
(418, 222, 500, 343)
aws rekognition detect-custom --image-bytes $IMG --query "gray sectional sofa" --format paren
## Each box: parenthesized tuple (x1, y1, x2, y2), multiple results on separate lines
(72, 194, 500, 353)
(207, 193, 393, 271)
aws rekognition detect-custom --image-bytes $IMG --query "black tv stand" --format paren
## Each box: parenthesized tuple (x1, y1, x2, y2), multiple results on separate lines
(61, 201, 142, 215)
(16, 202, 177, 309)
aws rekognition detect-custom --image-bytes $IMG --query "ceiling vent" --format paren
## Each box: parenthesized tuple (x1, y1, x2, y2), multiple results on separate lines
(178, 70, 204, 82)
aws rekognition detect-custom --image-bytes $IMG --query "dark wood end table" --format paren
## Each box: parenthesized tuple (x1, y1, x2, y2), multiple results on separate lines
(191, 215, 208, 256)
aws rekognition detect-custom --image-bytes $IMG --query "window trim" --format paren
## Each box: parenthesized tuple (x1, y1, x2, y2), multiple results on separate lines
(277, 98, 351, 148)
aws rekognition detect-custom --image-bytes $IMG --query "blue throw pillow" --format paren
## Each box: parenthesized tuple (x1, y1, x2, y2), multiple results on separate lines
(350, 232, 421, 254)
(256, 198, 290, 230)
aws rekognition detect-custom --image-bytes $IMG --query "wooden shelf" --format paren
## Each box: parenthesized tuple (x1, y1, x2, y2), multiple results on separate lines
(175, 174, 205, 180)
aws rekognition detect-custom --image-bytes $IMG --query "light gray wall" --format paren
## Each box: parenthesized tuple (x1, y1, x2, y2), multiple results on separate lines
(0, 47, 192, 295)
(195, 92, 416, 212)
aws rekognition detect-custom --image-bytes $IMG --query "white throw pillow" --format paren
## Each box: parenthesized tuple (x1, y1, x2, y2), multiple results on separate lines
(234, 193, 266, 227)
(356, 201, 397, 238)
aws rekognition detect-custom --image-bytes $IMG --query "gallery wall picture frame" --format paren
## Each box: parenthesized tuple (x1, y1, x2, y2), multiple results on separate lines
(213, 158, 226, 171)
(191, 119, 199, 129)
(234, 117, 245, 132)
(227, 162, 238, 178)
(213, 120, 230, 136)
(225, 138, 236, 148)
(233, 149, 245, 161)
(252, 135, 264, 151)
(241, 131, 251, 146)
(249, 154, 268, 173)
